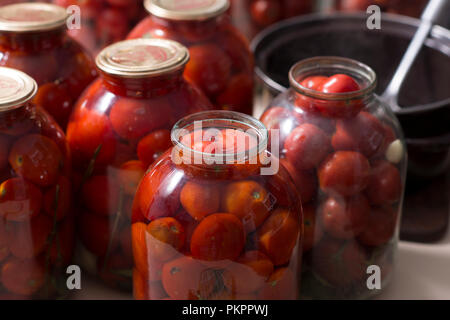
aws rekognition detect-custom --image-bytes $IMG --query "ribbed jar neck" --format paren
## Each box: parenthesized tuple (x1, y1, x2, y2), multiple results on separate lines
(289, 56, 377, 102)
(171, 110, 268, 166)
(0, 28, 66, 52)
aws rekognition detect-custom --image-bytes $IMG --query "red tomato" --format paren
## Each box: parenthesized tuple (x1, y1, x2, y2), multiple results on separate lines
(1, 257, 45, 296)
(7, 213, 53, 259)
(137, 161, 181, 220)
(147, 217, 185, 262)
(0, 106, 33, 137)
(118, 160, 146, 196)
(43, 176, 71, 222)
(180, 181, 221, 221)
(319, 74, 361, 93)
(66, 108, 117, 167)
(216, 73, 253, 114)
(284, 124, 331, 170)
(332, 112, 386, 157)
(32, 82, 72, 129)
(318, 151, 370, 196)
(137, 129, 172, 168)
(250, 0, 282, 26)
(227, 251, 274, 294)
(174, 209, 198, 251)
(358, 206, 397, 246)
(259, 267, 297, 300)
(184, 44, 232, 97)
(161, 256, 216, 300)
(78, 211, 117, 257)
(0, 178, 42, 222)
(303, 203, 323, 253)
(312, 239, 367, 287)
(82, 175, 120, 217)
(8, 134, 62, 187)
(223, 181, 270, 232)
(109, 97, 171, 141)
(319, 194, 370, 239)
(300, 76, 328, 90)
(281, 159, 317, 204)
(190, 213, 245, 262)
(257, 208, 300, 266)
(366, 160, 402, 205)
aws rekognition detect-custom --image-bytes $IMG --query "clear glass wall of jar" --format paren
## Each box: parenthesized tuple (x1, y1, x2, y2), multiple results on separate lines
(0, 67, 74, 299)
(131, 110, 303, 300)
(128, 0, 254, 116)
(260, 57, 407, 299)
(67, 38, 213, 291)
(0, 3, 97, 130)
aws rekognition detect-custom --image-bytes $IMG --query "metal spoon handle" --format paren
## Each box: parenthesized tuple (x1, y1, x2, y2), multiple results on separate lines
(381, 0, 447, 108)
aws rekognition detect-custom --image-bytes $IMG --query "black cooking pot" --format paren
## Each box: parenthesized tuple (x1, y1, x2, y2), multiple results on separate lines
(252, 13, 450, 242)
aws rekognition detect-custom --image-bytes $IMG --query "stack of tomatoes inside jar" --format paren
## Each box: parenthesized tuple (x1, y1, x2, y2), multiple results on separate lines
(260, 57, 406, 299)
(128, 0, 254, 115)
(229, 0, 313, 39)
(0, 3, 97, 130)
(131, 111, 303, 300)
(66, 38, 213, 290)
(53, 0, 146, 55)
(0, 67, 74, 300)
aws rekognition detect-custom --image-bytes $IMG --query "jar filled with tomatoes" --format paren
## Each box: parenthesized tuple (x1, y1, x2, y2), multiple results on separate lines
(0, 3, 97, 130)
(260, 57, 406, 299)
(0, 67, 74, 299)
(53, 0, 146, 56)
(67, 38, 213, 291)
(131, 110, 303, 300)
(229, 0, 314, 40)
(128, 0, 254, 115)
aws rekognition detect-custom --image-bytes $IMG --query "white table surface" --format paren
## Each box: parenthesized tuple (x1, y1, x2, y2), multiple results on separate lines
(71, 225, 450, 300)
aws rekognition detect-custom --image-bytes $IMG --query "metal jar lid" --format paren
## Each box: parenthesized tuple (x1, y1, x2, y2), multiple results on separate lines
(0, 67, 38, 112)
(96, 38, 190, 78)
(0, 3, 68, 33)
(144, 0, 229, 21)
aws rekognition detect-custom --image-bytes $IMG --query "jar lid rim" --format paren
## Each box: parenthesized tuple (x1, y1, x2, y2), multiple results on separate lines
(0, 67, 37, 112)
(144, 0, 229, 21)
(96, 39, 190, 78)
(289, 56, 377, 101)
(0, 3, 67, 33)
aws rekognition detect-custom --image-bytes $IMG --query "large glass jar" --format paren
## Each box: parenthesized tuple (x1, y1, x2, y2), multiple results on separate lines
(131, 110, 303, 300)
(67, 38, 213, 291)
(128, 0, 254, 115)
(0, 67, 73, 299)
(0, 3, 97, 130)
(53, 0, 146, 56)
(260, 57, 407, 299)
(229, 0, 314, 40)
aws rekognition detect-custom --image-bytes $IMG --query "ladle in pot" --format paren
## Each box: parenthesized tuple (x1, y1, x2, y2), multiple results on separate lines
(381, 0, 447, 112)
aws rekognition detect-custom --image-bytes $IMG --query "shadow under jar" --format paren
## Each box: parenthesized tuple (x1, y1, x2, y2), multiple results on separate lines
(67, 38, 213, 291)
(131, 110, 303, 300)
(260, 57, 407, 299)
(128, 0, 254, 115)
(0, 67, 74, 300)
(0, 3, 97, 130)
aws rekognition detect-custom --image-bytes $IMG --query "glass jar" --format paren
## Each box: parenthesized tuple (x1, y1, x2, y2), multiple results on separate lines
(67, 38, 213, 291)
(53, 0, 146, 56)
(0, 67, 73, 299)
(131, 110, 303, 300)
(128, 0, 254, 115)
(260, 57, 407, 299)
(0, 3, 97, 130)
(229, 0, 314, 40)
